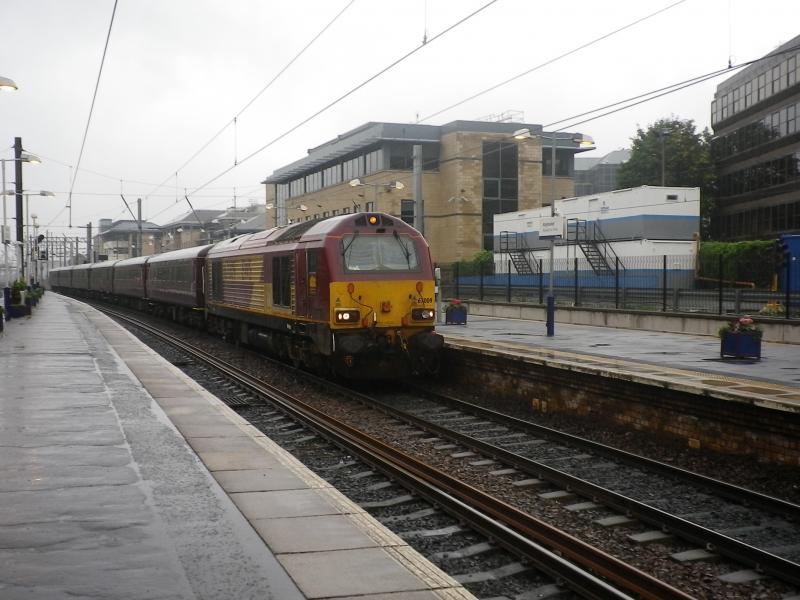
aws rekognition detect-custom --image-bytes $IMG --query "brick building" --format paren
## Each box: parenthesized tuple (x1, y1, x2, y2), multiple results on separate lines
(262, 120, 594, 263)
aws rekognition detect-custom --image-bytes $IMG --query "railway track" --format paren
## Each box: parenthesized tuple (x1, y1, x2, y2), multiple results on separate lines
(373, 387, 800, 578)
(100, 305, 691, 600)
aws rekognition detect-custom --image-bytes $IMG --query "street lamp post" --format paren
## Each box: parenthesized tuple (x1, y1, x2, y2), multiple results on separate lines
(513, 128, 594, 337)
(348, 178, 405, 213)
(23, 191, 55, 284)
(1, 152, 41, 286)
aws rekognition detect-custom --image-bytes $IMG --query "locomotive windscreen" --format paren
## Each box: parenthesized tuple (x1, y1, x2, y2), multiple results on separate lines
(341, 233, 420, 272)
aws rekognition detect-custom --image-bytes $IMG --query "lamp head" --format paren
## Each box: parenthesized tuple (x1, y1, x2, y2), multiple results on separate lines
(0, 76, 18, 91)
(513, 128, 532, 140)
(348, 178, 362, 187)
(393, 181, 405, 190)
(39, 190, 55, 196)
(21, 152, 41, 164)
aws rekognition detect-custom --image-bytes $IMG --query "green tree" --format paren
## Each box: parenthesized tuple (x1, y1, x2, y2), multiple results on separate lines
(617, 117, 716, 238)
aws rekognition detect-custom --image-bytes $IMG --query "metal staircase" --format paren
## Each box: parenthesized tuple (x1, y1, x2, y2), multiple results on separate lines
(567, 219, 624, 276)
(499, 231, 538, 274)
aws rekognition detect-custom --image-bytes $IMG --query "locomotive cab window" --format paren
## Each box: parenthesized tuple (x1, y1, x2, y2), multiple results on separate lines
(341, 233, 420, 272)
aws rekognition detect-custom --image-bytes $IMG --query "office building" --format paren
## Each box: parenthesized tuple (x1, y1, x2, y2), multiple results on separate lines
(262, 120, 594, 263)
(710, 35, 800, 240)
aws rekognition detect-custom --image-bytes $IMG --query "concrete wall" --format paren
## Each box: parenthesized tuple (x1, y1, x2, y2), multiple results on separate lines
(466, 300, 800, 344)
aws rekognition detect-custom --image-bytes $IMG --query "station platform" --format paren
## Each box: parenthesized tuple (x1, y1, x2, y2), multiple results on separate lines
(439, 315, 800, 414)
(0, 294, 473, 600)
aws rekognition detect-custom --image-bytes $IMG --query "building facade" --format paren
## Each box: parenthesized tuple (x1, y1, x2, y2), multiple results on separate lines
(574, 149, 630, 196)
(262, 120, 593, 263)
(710, 35, 800, 240)
(494, 185, 700, 265)
(95, 219, 163, 260)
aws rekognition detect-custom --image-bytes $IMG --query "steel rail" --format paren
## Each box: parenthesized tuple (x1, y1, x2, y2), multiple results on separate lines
(407, 386, 800, 521)
(101, 307, 692, 600)
(374, 386, 800, 586)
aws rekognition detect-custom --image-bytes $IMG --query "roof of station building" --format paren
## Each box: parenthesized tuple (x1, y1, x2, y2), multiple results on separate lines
(262, 120, 548, 184)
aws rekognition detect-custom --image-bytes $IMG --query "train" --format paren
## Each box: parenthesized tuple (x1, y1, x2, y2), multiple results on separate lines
(50, 213, 444, 378)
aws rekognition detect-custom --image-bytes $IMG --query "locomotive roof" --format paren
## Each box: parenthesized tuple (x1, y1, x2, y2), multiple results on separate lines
(206, 213, 423, 256)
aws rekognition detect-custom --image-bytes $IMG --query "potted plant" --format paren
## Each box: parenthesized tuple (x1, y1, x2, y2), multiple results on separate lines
(9, 280, 28, 318)
(719, 315, 762, 359)
(445, 298, 468, 325)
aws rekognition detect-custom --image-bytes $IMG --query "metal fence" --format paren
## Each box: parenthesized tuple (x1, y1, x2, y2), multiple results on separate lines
(439, 253, 799, 319)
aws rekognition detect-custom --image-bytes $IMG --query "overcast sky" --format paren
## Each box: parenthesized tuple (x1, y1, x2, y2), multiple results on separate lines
(1, 0, 797, 238)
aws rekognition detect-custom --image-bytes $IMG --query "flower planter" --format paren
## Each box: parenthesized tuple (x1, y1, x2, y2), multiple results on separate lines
(720, 332, 761, 359)
(445, 306, 467, 325)
(9, 305, 27, 319)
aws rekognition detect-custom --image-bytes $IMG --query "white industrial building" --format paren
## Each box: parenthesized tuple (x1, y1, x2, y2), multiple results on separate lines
(492, 186, 700, 277)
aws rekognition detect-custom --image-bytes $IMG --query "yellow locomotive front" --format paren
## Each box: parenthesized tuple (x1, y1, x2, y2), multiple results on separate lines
(325, 214, 443, 378)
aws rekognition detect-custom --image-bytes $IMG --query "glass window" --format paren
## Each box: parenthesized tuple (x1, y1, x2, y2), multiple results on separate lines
(277, 184, 289, 202)
(341, 234, 420, 272)
(289, 178, 304, 197)
(388, 143, 413, 170)
(343, 156, 364, 181)
(323, 164, 341, 186)
(306, 172, 322, 193)
(483, 179, 499, 198)
(401, 199, 414, 225)
(500, 179, 518, 200)
(365, 201, 374, 212)
(365, 148, 383, 174)
(483, 142, 501, 178)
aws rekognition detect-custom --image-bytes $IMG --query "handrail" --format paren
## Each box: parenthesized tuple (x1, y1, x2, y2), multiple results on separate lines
(591, 221, 625, 272)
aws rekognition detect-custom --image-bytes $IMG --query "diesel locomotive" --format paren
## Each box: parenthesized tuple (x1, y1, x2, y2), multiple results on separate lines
(51, 213, 444, 378)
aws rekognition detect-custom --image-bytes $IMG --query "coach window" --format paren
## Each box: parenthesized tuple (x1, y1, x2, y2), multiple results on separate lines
(272, 255, 292, 307)
(307, 250, 318, 296)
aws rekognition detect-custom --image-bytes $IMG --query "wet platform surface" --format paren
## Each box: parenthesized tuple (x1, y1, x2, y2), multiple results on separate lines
(0, 295, 473, 600)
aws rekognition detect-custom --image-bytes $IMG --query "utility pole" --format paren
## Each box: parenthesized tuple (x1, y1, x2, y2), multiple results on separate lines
(86, 223, 92, 263)
(413, 144, 423, 234)
(137, 198, 142, 257)
(14, 137, 23, 280)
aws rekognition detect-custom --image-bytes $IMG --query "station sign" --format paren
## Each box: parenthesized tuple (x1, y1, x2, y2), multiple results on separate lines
(539, 216, 565, 239)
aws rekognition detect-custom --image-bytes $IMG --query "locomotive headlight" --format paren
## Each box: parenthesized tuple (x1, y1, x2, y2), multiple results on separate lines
(411, 308, 435, 321)
(335, 309, 360, 323)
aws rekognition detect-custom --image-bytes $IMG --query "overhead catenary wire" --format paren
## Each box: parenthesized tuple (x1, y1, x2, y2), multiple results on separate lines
(67, 0, 119, 228)
(144, 0, 356, 201)
(551, 42, 800, 132)
(416, 0, 688, 124)
(183, 0, 500, 201)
